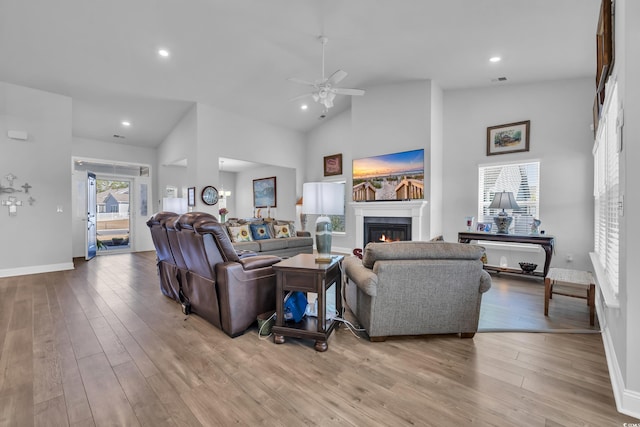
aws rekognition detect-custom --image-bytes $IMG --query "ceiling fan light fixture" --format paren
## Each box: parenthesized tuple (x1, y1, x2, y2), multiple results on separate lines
(287, 35, 365, 112)
(325, 92, 336, 108)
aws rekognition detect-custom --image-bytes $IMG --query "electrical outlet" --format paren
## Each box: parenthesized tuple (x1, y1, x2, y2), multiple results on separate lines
(566, 254, 573, 262)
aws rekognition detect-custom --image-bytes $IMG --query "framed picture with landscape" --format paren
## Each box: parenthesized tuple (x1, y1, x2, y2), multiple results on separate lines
(253, 176, 277, 208)
(486, 120, 530, 156)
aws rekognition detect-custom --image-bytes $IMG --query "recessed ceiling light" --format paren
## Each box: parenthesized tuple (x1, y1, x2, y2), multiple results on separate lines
(301, 104, 308, 110)
(489, 56, 501, 63)
(158, 49, 170, 58)
(121, 121, 131, 127)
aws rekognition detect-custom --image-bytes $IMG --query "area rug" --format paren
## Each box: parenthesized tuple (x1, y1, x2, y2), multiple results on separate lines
(477, 273, 601, 333)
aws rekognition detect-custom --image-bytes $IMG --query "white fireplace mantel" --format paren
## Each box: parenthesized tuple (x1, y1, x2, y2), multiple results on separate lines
(350, 200, 428, 248)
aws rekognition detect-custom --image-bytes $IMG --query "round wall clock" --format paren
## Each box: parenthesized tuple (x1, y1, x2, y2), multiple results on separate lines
(201, 185, 219, 205)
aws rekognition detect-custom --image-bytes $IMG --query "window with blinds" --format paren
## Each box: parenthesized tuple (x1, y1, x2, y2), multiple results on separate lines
(593, 82, 619, 295)
(478, 161, 540, 235)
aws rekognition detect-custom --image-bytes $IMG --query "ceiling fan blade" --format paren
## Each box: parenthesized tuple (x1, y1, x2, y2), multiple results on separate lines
(288, 93, 314, 102)
(332, 87, 365, 96)
(287, 77, 317, 87)
(326, 70, 348, 86)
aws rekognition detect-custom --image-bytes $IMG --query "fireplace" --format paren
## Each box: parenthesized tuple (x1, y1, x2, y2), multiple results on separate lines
(351, 200, 429, 249)
(364, 216, 412, 247)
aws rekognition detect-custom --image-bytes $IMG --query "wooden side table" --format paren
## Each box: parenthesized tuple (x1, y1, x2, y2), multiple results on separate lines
(272, 253, 343, 352)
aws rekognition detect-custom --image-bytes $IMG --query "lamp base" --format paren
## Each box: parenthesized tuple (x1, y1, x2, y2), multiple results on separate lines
(493, 215, 513, 234)
(315, 215, 332, 262)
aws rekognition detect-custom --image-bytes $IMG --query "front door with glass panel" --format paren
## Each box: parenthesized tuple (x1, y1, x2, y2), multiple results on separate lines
(96, 178, 131, 252)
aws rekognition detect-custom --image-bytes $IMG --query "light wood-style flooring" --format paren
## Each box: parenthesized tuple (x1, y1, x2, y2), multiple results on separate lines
(479, 273, 600, 332)
(0, 252, 637, 426)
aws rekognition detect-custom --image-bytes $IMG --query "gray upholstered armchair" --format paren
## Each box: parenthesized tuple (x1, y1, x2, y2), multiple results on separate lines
(344, 241, 491, 341)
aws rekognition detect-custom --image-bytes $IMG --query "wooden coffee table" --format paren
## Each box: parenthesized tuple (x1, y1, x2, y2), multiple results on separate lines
(272, 253, 343, 352)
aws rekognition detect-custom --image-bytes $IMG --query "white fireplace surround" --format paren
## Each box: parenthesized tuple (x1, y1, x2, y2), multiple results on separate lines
(351, 200, 429, 248)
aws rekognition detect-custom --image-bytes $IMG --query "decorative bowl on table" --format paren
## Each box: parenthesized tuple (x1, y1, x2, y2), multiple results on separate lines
(519, 262, 538, 274)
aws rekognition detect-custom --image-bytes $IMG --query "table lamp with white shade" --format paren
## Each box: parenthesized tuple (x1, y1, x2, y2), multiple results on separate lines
(302, 182, 345, 263)
(489, 191, 521, 234)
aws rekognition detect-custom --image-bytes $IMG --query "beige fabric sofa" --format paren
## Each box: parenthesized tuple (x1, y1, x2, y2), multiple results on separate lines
(343, 241, 492, 341)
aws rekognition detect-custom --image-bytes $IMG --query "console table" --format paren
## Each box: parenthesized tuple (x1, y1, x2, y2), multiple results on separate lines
(458, 231, 555, 278)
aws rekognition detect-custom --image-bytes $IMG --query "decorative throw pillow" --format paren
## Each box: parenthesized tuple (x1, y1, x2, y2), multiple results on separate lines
(228, 225, 253, 242)
(273, 224, 291, 238)
(250, 223, 271, 240)
(276, 220, 296, 236)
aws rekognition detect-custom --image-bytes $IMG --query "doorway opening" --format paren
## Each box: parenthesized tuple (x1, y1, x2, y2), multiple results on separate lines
(72, 158, 151, 258)
(96, 178, 131, 251)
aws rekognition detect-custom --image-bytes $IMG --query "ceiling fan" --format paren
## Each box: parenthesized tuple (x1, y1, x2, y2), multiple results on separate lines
(288, 36, 365, 114)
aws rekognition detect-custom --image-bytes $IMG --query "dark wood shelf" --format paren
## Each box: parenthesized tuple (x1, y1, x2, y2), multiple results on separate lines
(458, 231, 555, 277)
(483, 265, 544, 278)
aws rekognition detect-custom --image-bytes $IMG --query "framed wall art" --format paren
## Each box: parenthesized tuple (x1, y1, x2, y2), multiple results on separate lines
(593, 0, 614, 134)
(323, 153, 343, 176)
(486, 120, 530, 156)
(253, 176, 277, 208)
(187, 187, 196, 206)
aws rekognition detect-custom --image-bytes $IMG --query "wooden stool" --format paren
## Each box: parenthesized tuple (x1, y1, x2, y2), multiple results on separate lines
(544, 268, 596, 326)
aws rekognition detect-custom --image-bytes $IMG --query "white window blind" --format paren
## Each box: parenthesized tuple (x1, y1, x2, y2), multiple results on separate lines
(478, 161, 540, 235)
(593, 82, 620, 295)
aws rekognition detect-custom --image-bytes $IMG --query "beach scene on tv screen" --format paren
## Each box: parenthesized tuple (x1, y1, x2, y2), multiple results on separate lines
(352, 149, 425, 201)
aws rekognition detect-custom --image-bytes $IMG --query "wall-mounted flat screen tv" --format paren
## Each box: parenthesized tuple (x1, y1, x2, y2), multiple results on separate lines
(352, 149, 424, 201)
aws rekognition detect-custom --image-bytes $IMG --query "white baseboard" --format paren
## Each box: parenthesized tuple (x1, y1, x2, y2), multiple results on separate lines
(601, 318, 640, 419)
(0, 262, 74, 278)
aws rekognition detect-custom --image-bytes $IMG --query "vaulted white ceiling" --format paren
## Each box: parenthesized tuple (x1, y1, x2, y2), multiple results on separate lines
(0, 0, 600, 147)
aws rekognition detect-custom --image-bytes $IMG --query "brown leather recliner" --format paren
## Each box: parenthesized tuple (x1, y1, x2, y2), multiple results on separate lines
(146, 211, 181, 301)
(175, 212, 281, 337)
(165, 214, 190, 303)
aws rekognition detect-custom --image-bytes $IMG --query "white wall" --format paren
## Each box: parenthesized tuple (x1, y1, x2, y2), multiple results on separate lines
(306, 80, 436, 250)
(157, 105, 197, 212)
(620, 0, 640, 403)
(0, 82, 73, 276)
(157, 103, 306, 218)
(443, 78, 595, 272)
(234, 165, 296, 220)
(71, 136, 157, 257)
(430, 82, 444, 238)
(305, 110, 352, 248)
(353, 81, 434, 244)
(595, 0, 640, 417)
(218, 170, 236, 216)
